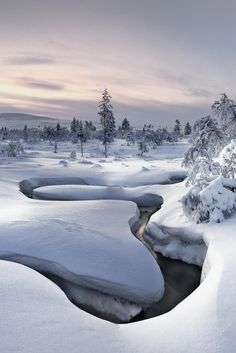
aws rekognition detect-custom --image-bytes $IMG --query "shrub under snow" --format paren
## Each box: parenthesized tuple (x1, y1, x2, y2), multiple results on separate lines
(219, 140, 236, 178)
(0, 141, 24, 157)
(182, 176, 236, 223)
(183, 116, 225, 185)
(69, 150, 77, 160)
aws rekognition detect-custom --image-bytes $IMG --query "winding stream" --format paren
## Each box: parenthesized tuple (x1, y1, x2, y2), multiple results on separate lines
(133, 206, 201, 321)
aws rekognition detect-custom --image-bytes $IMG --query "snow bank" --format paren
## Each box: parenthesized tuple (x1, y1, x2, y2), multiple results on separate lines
(20, 176, 88, 197)
(33, 184, 163, 207)
(1, 140, 236, 352)
(145, 223, 207, 266)
(144, 183, 208, 266)
(0, 199, 164, 321)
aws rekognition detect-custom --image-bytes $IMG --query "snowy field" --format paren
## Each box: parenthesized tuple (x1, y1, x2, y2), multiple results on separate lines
(0, 138, 235, 352)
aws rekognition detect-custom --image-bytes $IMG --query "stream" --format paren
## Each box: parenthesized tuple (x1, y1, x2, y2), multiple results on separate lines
(133, 206, 201, 321)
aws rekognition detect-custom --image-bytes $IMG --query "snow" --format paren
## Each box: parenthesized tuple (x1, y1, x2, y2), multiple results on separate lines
(1, 138, 236, 352)
(0, 197, 164, 320)
(33, 184, 163, 207)
(141, 182, 207, 266)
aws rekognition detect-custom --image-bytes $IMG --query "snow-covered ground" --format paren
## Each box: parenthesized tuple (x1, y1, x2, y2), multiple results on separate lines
(1, 138, 235, 352)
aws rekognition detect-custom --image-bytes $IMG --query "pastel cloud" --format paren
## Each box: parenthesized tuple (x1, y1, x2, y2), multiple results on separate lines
(0, 0, 235, 125)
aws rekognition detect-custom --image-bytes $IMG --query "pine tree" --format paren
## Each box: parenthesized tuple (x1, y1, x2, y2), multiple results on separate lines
(121, 118, 130, 138)
(174, 119, 181, 139)
(70, 117, 77, 133)
(98, 89, 116, 158)
(70, 117, 78, 143)
(184, 122, 192, 136)
(23, 124, 28, 142)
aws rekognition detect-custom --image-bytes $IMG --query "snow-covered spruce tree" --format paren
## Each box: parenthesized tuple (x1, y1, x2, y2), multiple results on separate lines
(98, 89, 116, 158)
(23, 124, 28, 142)
(70, 117, 78, 143)
(184, 122, 192, 136)
(84, 120, 96, 140)
(70, 117, 77, 133)
(120, 118, 130, 138)
(173, 119, 181, 140)
(219, 140, 236, 178)
(212, 93, 236, 138)
(183, 116, 224, 185)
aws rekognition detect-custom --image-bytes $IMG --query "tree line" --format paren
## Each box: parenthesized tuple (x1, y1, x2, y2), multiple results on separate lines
(0, 88, 192, 157)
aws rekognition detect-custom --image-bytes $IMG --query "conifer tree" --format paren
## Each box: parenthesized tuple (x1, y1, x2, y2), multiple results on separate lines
(184, 122, 192, 136)
(174, 119, 181, 139)
(98, 89, 116, 157)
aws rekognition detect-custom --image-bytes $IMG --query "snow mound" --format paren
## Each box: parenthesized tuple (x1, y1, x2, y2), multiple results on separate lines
(78, 159, 94, 165)
(33, 184, 163, 207)
(182, 176, 236, 223)
(0, 199, 164, 320)
(145, 223, 207, 266)
(20, 177, 88, 198)
(92, 163, 103, 169)
(58, 160, 68, 167)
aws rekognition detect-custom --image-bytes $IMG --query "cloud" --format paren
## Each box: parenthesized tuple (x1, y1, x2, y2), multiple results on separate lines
(0, 90, 210, 126)
(186, 87, 212, 98)
(5, 55, 56, 66)
(16, 77, 65, 91)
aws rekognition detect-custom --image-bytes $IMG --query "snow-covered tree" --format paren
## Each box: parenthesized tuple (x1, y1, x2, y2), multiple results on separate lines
(173, 119, 181, 139)
(126, 129, 135, 145)
(138, 141, 148, 156)
(182, 176, 236, 223)
(182, 117, 236, 224)
(219, 140, 236, 178)
(70, 117, 77, 134)
(69, 150, 77, 160)
(98, 89, 116, 158)
(84, 120, 96, 140)
(184, 122, 192, 136)
(183, 116, 225, 184)
(77, 120, 85, 157)
(23, 124, 28, 142)
(120, 118, 130, 138)
(212, 93, 236, 137)
(0, 141, 24, 157)
(41, 126, 55, 142)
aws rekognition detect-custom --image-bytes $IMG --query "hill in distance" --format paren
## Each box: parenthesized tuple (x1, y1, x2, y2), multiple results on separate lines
(0, 113, 68, 128)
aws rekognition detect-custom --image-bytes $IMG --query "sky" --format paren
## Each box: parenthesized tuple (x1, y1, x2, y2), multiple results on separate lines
(0, 0, 236, 126)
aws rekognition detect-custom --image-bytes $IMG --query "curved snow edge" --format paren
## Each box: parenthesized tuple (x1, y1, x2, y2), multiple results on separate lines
(19, 177, 88, 197)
